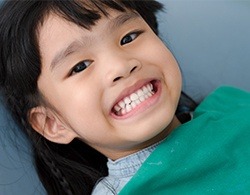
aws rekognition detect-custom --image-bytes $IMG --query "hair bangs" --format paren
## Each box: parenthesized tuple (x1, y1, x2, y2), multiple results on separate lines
(47, 0, 127, 30)
(44, 0, 162, 31)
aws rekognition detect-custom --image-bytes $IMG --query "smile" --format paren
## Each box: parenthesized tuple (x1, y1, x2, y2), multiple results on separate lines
(111, 80, 159, 117)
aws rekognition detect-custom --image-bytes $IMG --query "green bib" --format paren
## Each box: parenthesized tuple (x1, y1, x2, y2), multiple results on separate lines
(120, 86, 250, 194)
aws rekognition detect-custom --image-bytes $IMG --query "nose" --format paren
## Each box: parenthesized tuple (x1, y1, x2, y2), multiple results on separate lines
(112, 60, 141, 82)
(105, 55, 142, 85)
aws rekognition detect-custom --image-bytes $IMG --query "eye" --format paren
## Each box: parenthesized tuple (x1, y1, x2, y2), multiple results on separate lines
(120, 30, 143, 45)
(70, 60, 92, 76)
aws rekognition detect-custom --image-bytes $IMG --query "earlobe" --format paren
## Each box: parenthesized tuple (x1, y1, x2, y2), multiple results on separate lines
(29, 106, 76, 144)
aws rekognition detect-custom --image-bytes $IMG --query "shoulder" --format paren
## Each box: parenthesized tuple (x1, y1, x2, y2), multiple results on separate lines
(194, 86, 250, 115)
(189, 86, 250, 139)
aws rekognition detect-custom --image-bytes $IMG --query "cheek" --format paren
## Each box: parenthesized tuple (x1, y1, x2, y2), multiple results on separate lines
(152, 41, 182, 84)
(162, 55, 182, 105)
(152, 45, 182, 106)
(61, 85, 101, 116)
(136, 35, 182, 101)
(162, 51, 181, 80)
(40, 78, 103, 125)
(139, 35, 180, 71)
(59, 83, 108, 131)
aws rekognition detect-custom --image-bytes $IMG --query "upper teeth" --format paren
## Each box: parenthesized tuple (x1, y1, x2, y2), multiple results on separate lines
(113, 83, 154, 115)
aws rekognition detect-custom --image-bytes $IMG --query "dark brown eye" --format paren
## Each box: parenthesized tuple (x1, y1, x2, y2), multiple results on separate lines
(120, 31, 143, 45)
(70, 60, 92, 76)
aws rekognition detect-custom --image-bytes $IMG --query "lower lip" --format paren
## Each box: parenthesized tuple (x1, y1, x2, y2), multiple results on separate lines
(110, 80, 162, 120)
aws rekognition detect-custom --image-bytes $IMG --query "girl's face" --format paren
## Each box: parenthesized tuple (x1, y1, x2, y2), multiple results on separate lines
(34, 9, 182, 159)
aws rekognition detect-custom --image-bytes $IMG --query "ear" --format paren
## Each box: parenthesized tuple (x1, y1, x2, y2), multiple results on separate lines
(28, 106, 76, 144)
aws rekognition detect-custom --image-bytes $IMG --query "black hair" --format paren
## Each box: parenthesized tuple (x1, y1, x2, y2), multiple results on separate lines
(0, 1, 170, 194)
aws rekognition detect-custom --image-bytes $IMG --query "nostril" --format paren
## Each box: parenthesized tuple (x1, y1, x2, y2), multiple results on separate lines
(130, 66, 137, 73)
(113, 76, 122, 82)
(112, 65, 139, 82)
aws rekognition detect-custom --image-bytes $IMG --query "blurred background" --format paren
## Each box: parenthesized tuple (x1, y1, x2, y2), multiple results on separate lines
(158, 0, 250, 102)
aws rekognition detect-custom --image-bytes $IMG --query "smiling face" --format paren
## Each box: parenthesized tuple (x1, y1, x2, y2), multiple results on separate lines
(31, 9, 182, 160)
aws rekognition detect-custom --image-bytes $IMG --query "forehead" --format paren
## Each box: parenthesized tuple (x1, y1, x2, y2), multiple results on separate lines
(38, 9, 140, 49)
(38, 8, 140, 45)
(38, 9, 141, 71)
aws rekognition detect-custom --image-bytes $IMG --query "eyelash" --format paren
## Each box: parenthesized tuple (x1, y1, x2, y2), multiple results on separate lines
(120, 30, 144, 45)
(68, 30, 144, 76)
(69, 60, 92, 76)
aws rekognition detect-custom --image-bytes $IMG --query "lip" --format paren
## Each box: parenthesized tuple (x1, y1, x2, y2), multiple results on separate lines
(110, 79, 161, 119)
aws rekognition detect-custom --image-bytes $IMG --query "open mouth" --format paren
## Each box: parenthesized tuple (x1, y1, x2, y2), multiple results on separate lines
(111, 80, 159, 117)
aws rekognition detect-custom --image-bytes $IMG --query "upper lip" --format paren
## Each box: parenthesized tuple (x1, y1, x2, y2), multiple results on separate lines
(110, 78, 156, 112)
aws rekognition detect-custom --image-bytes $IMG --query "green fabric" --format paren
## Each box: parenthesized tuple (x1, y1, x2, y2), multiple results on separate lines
(119, 86, 250, 194)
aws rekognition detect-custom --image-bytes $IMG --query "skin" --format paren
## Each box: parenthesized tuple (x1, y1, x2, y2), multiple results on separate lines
(30, 9, 182, 160)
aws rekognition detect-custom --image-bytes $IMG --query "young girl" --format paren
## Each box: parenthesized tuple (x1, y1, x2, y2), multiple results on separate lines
(0, 1, 249, 195)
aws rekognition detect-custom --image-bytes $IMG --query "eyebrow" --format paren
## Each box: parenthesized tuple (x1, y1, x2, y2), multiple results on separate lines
(50, 41, 82, 71)
(50, 12, 140, 71)
(109, 11, 140, 30)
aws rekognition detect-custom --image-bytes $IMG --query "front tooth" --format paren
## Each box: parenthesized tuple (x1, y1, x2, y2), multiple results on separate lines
(124, 97, 131, 104)
(118, 101, 125, 108)
(130, 93, 138, 101)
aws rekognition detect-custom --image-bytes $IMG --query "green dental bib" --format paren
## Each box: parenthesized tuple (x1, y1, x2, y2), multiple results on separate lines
(119, 86, 250, 194)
